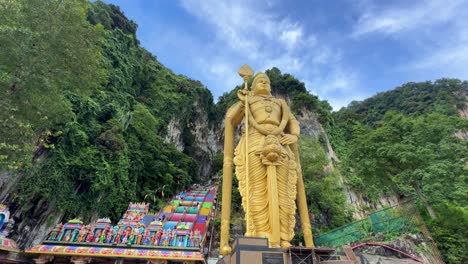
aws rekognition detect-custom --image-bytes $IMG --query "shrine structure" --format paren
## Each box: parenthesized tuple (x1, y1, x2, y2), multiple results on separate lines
(0, 204, 22, 263)
(26, 184, 217, 264)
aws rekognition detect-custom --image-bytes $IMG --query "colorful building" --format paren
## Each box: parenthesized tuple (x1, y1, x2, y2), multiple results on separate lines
(26, 184, 217, 264)
(0, 204, 23, 263)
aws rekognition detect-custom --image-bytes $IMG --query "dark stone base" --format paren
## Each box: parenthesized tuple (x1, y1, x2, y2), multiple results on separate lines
(217, 237, 348, 264)
(218, 237, 286, 264)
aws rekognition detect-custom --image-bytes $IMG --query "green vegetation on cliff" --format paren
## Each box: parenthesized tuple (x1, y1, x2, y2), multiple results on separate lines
(330, 80, 468, 263)
(1, 0, 213, 221)
(299, 136, 352, 232)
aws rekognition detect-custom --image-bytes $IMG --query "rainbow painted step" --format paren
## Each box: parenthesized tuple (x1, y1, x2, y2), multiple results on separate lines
(27, 183, 218, 263)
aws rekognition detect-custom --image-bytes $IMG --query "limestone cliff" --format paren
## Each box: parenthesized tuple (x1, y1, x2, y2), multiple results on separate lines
(163, 97, 222, 178)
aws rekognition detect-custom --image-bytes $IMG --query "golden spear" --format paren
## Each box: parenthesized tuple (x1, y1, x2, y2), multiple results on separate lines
(238, 64, 254, 236)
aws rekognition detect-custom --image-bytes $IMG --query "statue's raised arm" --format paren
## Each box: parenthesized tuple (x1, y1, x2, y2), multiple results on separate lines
(220, 67, 313, 256)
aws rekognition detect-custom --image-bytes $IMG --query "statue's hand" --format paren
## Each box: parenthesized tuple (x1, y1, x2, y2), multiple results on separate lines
(280, 134, 298, 145)
(237, 88, 249, 102)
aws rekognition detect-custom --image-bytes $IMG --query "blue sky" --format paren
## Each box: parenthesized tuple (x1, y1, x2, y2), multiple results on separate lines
(102, 0, 468, 110)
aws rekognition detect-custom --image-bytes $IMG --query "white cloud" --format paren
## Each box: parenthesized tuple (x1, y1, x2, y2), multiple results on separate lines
(349, 0, 468, 80)
(278, 23, 303, 49)
(207, 61, 241, 92)
(177, 0, 365, 108)
(303, 68, 363, 111)
(350, 0, 468, 101)
(311, 68, 358, 94)
(352, 0, 465, 37)
(178, 0, 327, 93)
(178, 1, 314, 58)
(263, 55, 304, 73)
(403, 44, 468, 79)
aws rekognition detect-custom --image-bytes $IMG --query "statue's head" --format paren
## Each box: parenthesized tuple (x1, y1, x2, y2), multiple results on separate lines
(251, 72, 271, 95)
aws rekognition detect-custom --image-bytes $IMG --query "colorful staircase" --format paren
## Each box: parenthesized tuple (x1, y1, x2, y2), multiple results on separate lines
(26, 183, 218, 263)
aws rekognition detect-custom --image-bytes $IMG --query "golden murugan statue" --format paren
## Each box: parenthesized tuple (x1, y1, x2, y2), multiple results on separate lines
(220, 65, 313, 255)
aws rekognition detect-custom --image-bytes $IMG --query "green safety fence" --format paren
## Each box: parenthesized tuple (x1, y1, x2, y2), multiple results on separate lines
(314, 218, 372, 247)
(314, 203, 419, 247)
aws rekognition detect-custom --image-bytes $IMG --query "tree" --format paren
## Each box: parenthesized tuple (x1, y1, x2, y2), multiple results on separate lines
(348, 112, 467, 218)
(0, 0, 104, 169)
(299, 136, 352, 231)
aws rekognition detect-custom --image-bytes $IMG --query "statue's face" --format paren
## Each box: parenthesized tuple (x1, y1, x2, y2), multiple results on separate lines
(253, 77, 271, 95)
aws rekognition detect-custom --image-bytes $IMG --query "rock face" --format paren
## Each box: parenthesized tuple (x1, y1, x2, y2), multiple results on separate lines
(0, 171, 15, 201)
(164, 98, 223, 178)
(1, 182, 64, 249)
(164, 118, 184, 151)
(296, 109, 337, 161)
(344, 188, 399, 220)
(14, 202, 64, 249)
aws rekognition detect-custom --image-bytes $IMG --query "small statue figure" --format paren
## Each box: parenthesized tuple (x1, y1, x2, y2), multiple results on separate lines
(71, 228, 79, 242)
(149, 232, 156, 246)
(188, 230, 194, 247)
(64, 231, 72, 242)
(99, 230, 106, 243)
(121, 229, 128, 244)
(77, 226, 86, 242)
(111, 225, 119, 243)
(169, 229, 175, 246)
(106, 229, 113, 243)
(162, 230, 169, 246)
(156, 230, 163, 246)
(86, 228, 94, 243)
(128, 229, 135, 245)
(94, 230, 102, 243)
(114, 232, 121, 244)
(177, 236, 184, 247)
(136, 227, 144, 245)
(143, 229, 150, 245)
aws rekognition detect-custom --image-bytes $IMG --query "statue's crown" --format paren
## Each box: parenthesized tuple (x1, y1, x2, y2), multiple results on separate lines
(251, 72, 271, 94)
(253, 72, 268, 81)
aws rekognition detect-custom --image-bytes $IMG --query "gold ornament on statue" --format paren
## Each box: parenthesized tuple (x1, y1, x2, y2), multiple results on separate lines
(220, 65, 314, 256)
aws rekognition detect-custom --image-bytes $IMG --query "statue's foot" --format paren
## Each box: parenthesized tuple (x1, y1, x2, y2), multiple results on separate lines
(280, 241, 292, 248)
(220, 245, 232, 255)
(256, 231, 269, 238)
(269, 242, 281, 248)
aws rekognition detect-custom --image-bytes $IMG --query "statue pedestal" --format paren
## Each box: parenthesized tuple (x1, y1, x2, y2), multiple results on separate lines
(218, 237, 350, 264)
(219, 237, 287, 264)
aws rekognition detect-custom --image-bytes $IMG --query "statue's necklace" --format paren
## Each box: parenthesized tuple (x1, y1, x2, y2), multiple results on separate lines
(264, 98, 273, 113)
